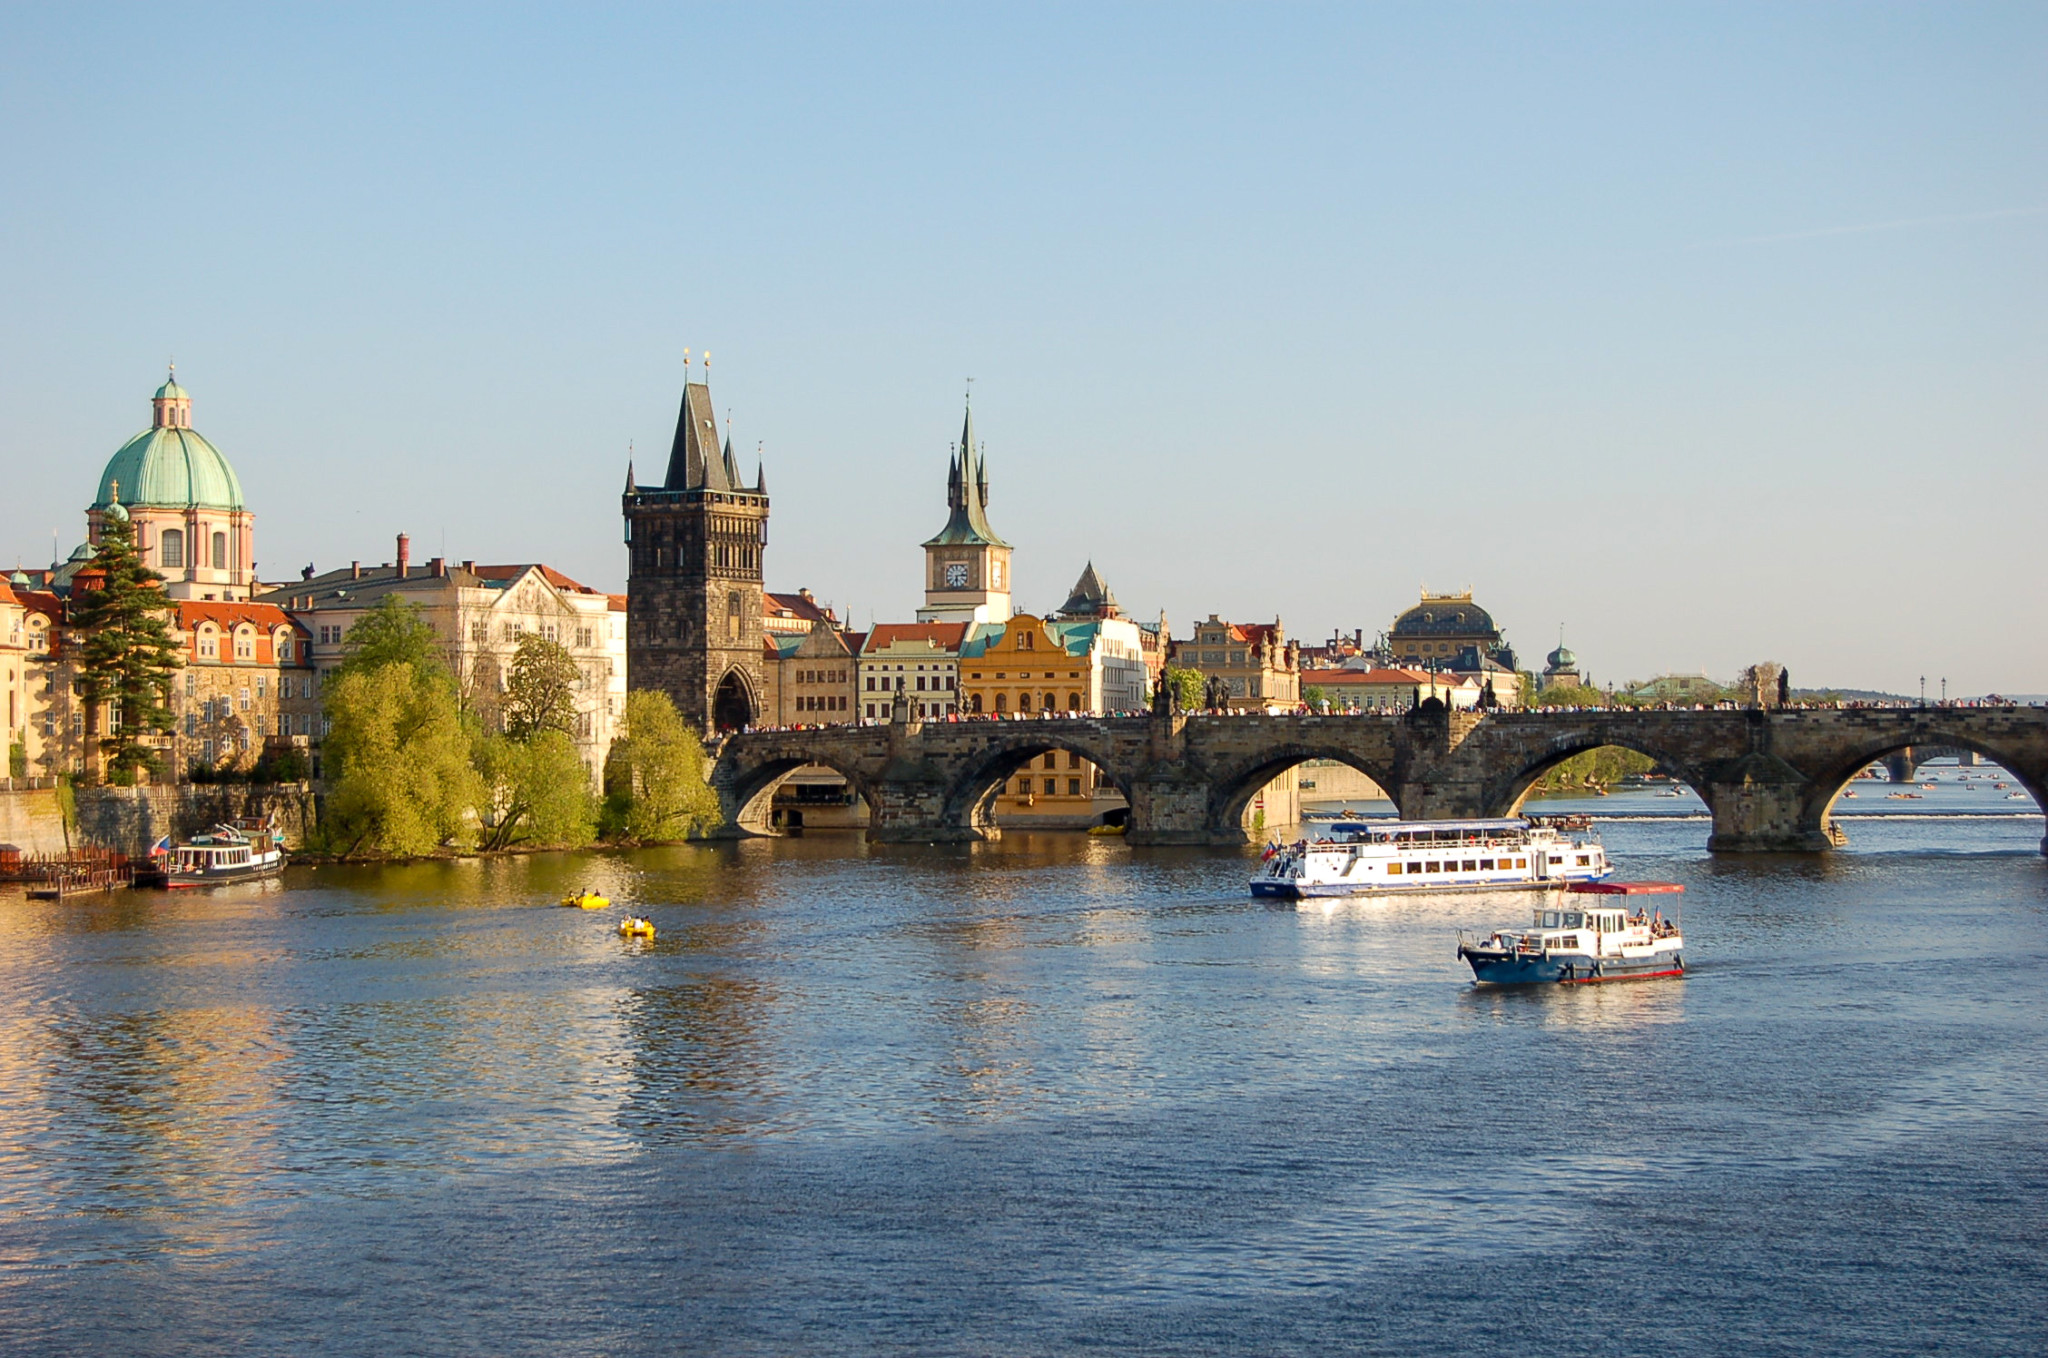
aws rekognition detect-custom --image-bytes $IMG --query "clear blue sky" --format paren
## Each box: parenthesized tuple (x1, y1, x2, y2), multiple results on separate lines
(4, 4, 2043, 694)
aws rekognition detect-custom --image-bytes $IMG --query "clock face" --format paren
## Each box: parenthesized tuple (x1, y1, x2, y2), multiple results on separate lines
(990, 562, 1002, 587)
(945, 562, 969, 588)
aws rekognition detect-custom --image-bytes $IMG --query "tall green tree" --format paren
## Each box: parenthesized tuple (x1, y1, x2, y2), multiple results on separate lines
(501, 633, 580, 739)
(602, 690, 721, 842)
(321, 661, 479, 857)
(336, 595, 445, 679)
(474, 728, 597, 850)
(69, 507, 182, 781)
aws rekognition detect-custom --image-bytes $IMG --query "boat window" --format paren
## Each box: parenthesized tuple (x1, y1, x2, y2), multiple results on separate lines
(1550, 856, 1563, 864)
(1576, 855, 1590, 866)
(1424, 861, 1439, 873)
(1480, 859, 1494, 870)
(1563, 912, 1583, 927)
(1542, 911, 1560, 928)
(1386, 862, 1402, 875)
(1563, 934, 1580, 949)
(1462, 860, 1476, 871)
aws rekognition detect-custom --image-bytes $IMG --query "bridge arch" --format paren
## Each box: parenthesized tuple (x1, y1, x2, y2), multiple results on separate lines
(1481, 731, 1713, 820)
(720, 749, 879, 836)
(1797, 730, 2048, 850)
(939, 726, 1137, 838)
(1206, 745, 1398, 843)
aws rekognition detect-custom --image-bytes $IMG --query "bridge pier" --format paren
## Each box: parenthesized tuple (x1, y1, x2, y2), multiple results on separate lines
(1702, 754, 1833, 852)
(1885, 751, 1918, 784)
(1123, 777, 1221, 845)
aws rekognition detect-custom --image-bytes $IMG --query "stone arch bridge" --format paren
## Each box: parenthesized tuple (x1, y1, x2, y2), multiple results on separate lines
(709, 706, 2048, 853)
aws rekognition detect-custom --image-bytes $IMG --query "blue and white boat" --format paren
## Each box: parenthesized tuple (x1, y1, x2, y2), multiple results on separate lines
(1456, 881, 1686, 984)
(1250, 817, 1609, 899)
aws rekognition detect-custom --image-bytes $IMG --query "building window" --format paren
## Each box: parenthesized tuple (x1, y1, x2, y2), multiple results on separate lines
(726, 593, 742, 641)
(994, 694, 1007, 712)
(1043, 777, 1056, 795)
(1069, 778, 1082, 796)
(161, 529, 185, 568)
(212, 532, 228, 570)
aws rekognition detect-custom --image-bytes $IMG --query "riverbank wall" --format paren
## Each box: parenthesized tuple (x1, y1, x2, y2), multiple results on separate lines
(0, 783, 318, 857)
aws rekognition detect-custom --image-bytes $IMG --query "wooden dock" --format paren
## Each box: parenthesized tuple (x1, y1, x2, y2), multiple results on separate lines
(3, 848, 134, 900)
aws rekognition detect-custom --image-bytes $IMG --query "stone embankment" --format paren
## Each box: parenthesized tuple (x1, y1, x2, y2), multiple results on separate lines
(0, 783, 317, 857)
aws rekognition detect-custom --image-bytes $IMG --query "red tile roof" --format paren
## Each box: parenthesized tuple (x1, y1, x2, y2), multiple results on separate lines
(175, 600, 312, 667)
(471, 564, 604, 595)
(861, 622, 969, 654)
(765, 591, 835, 623)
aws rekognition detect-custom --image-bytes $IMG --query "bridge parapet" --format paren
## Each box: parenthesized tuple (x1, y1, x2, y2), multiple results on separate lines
(710, 707, 2048, 852)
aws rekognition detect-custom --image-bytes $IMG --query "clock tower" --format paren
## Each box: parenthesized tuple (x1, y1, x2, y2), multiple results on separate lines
(917, 396, 1013, 624)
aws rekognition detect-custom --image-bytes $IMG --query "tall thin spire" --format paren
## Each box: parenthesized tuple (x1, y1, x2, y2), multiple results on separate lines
(922, 392, 1008, 548)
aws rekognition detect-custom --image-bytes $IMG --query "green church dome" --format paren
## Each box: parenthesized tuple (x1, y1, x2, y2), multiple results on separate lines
(95, 377, 245, 512)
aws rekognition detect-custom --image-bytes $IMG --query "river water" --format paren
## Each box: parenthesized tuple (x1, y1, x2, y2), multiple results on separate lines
(2, 779, 2044, 1355)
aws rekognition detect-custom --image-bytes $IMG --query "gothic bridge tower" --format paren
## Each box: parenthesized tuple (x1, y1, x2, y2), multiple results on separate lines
(623, 366, 769, 733)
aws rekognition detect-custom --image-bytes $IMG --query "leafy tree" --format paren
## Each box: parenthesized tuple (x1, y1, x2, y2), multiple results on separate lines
(1301, 685, 1328, 711)
(69, 508, 181, 781)
(1159, 666, 1205, 712)
(602, 690, 721, 841)
(1532, 683, 1609, 708)
(321, 661, 479, 857)
(501, 633, 580, 739)
(474, 728, 597, 850)
(1530, 745, 1657, 796)
(336, 596, 445, 679)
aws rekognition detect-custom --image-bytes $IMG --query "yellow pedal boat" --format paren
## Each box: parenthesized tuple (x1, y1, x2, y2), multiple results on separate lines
(562, 892, 610, 909)
(618, 917, 655, 939)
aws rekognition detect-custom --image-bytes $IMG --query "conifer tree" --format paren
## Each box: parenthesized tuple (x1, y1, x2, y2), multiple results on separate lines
(69, 504, 182, 781)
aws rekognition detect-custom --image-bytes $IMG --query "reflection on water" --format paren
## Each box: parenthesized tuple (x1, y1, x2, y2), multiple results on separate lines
(0, 796, 2044, 1354)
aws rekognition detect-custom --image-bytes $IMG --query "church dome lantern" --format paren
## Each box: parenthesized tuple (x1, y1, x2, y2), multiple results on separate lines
(96, 371, 246, 513)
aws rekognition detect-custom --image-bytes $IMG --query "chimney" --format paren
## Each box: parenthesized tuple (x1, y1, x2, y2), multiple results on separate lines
(350, 561, 362, 580)
(396, 533, 411, 578)
(430, 556, 446, 578)
(461, 559, 475, 573)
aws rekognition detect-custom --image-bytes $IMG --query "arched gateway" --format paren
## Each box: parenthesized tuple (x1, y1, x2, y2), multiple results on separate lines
(708, 707, 2048, 853)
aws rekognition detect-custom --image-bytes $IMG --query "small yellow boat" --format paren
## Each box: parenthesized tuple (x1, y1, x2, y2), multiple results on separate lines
(618, 917, 655, 939)
(562, 892, 610, 909)
(1087, 823, 1126, 837)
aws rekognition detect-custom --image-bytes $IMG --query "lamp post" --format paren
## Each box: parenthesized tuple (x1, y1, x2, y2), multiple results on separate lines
(1920, 675, 1926, 708)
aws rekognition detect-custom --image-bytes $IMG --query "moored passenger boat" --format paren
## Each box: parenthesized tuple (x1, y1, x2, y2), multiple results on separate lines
(137, 817, 286, 888)
(1456, 881, 1685, 984)
(1249, 816, 1610, 899)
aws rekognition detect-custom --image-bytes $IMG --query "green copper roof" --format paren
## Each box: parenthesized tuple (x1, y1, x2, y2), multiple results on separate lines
(922, 399, 1010, 548)
(97, 425, 245, 511)
(154, 376, 189, 401)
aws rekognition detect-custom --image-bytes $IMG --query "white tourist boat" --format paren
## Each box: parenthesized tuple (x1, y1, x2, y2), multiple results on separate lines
(138, 817, 286, 888)
(1250, 816, 1610, 899)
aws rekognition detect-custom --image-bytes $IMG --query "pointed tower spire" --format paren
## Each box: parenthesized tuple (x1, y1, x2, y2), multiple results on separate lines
(922, 392, 1008, 549)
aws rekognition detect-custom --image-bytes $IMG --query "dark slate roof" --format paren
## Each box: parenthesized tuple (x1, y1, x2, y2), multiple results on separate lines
(1057, 561, 1118, 617)
(923, 399, 1010, 548)
(664, 381, 730, 491)
(1391, 595, 1497, 638)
